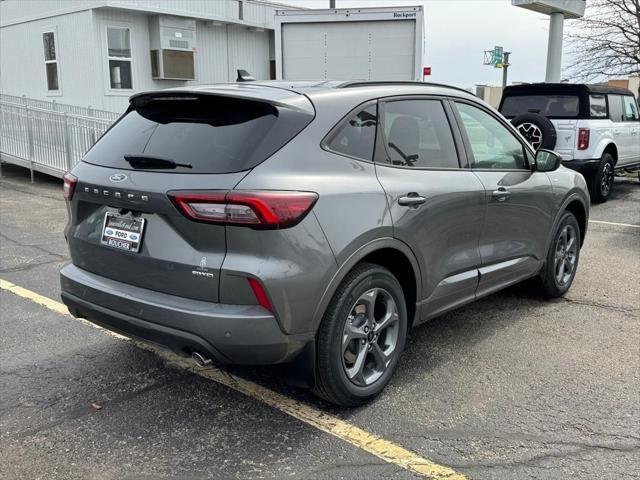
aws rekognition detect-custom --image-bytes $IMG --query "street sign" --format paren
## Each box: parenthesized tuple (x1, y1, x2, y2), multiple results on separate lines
(493, 46, 504, 68)
(423, 66, 431, 76)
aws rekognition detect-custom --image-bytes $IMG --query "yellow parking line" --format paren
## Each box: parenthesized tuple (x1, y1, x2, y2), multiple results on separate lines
(0, 278, 466, 480)
(589, 220, 640, 229)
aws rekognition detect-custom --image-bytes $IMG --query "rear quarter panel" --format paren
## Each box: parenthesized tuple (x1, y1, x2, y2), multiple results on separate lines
(229, 90, 392, 335)
(572, 119, 615, 161)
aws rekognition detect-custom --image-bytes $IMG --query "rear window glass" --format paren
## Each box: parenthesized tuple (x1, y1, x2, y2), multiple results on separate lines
(501, 95, 580, 118)
(83, 95, 313, 173)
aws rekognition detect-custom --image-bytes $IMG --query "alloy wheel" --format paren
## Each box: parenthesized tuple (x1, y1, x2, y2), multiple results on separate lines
(517, 122, 543, 150)
(342, 288, 400, 387)
(555, 224, 578, 286)
(601, 162, 614, 197)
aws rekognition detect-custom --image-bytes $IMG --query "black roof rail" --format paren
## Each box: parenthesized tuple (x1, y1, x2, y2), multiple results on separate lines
(338, 80, 473, 96)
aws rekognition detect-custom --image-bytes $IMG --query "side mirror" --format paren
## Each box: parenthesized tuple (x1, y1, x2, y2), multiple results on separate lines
(534, 149, 562, 172)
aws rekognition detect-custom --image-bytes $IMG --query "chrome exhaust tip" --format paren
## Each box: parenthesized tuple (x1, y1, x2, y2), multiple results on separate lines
(192, 351, 213, 368)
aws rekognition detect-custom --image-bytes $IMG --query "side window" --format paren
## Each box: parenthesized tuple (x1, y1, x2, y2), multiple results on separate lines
(622, 96, 639, 121)
(107, 27, 133, 89)
(325, 104, 377, 161)
(380, 99, 459, 168)
(42, 31, 59, 91)
(608, 95, 624, 122)
(455, 102, 527, 170)
(590, 95, 607, 118)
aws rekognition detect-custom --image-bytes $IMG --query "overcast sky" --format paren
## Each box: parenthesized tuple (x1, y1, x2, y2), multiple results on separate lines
(280, 0, 581, 88)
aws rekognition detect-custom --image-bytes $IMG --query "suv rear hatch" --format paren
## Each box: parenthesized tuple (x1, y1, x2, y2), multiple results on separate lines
(65, 88, 314, 302)
(500, 86, 589, 159)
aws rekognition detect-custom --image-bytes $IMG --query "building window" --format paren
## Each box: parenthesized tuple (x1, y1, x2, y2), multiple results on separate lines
(107, 27, 132, 89)
(42, 31, 59, 91)
(238, 0, 244, 20)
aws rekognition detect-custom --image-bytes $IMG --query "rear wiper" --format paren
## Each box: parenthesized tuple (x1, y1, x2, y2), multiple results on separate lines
(124, 154, 192, 169)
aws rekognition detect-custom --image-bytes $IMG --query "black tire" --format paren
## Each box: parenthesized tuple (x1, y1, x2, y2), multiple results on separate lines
(315, 263, 408, 407)
(539, 212, 581, 298)
(587, 153, 615, 203)
(511, 113, 557, 151)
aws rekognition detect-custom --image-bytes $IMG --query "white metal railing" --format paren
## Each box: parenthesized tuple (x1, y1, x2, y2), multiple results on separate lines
(0, 100, 116, 179)
(0, 94, 121, 121)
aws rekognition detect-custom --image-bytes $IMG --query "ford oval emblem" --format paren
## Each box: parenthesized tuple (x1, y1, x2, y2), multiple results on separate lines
(109, 173, 128, 183)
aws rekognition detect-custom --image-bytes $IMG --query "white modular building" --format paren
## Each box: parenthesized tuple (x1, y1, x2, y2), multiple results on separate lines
(0, 0, 299, 113)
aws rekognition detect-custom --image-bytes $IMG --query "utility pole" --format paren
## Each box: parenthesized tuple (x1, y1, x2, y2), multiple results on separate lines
(502, 52, 511, 89)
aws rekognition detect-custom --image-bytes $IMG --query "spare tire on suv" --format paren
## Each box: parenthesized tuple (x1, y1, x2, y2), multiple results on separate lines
(511, 113, 557, 151)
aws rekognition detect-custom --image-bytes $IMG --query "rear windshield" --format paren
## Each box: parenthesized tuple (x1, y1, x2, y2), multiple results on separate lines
(501, 95, 580, 118)
(83, 94, 314, 173)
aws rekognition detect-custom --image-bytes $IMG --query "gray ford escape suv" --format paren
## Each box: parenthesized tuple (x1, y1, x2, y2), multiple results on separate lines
(60, 81, 590, 406)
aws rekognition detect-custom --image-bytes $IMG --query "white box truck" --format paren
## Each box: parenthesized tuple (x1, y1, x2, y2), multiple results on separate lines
(274, 6, 424, 81)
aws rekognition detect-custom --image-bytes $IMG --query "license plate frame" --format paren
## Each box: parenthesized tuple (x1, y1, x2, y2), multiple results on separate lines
(100, 212, 145, 253)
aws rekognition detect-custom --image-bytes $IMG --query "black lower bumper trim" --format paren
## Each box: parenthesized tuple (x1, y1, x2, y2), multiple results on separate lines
(62, 292, 231, 362)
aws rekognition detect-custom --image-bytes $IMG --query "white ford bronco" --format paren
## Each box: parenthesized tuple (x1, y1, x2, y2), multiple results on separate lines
(499, 83, 640, 202)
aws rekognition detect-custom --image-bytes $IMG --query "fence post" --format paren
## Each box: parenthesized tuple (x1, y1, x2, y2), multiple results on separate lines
(63, 112, 73, 172)
(88, 105, 94, 117)
(25, 106, 35, 183)
(52, 100, 57, 111)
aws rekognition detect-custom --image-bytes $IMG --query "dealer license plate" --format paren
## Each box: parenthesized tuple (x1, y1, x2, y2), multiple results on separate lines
(101, 212, 145, 253)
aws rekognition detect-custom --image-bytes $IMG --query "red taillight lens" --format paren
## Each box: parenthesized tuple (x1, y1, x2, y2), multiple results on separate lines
(63, 172, 77, 200)
(247, 277, 273, 313)
(577, 128, 590, 150)
(169, 190, 318, 229)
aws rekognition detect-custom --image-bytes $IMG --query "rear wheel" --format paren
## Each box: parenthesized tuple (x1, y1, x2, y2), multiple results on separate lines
(315, 263, 407, 407)
(588, 153, 615, 203)
(539, 212, 581, 298)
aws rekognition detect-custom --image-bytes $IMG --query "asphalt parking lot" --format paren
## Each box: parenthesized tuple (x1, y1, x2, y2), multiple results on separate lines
(1, 163, 638, 480)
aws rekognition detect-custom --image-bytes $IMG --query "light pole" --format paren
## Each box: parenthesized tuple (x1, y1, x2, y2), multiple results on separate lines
(545, 12, 564, 82)
(511, 1, 586, 84)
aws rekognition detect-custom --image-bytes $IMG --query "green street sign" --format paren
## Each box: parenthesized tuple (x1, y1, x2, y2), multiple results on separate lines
(494, 46, 504, 68)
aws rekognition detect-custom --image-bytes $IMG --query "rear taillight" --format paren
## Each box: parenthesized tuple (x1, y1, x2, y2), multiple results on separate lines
(63, 172, 77, 200)
(247, 277, 274, 313)
(577, 128, 590, 150)
(169, 190, 318, 229)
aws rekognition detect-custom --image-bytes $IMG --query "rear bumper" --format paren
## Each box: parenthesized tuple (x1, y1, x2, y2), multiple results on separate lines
(561, 158, 601, 175)
(59, 264, 312, 365)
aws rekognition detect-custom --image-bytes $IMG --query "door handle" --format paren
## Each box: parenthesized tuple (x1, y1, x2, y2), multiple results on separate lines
(398, 193, 426, 207)
(492, 187, 511, 202)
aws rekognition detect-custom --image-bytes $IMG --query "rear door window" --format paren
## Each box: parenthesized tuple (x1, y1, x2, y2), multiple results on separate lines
(83, 95, 313, 174)
(325, 104, 377, 161)
(501, 95, 580, 118)
(378, 99, 459, 169)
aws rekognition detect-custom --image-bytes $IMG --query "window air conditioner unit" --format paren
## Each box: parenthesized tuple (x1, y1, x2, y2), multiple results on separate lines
(149, 15, 196, 80)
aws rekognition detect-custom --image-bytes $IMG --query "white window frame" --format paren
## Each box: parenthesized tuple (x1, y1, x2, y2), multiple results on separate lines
(42, 28, 62, 96)
(104, 24, 134, 95)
